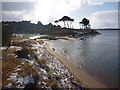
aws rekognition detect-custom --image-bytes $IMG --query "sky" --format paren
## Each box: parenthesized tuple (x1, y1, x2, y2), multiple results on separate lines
(1, 0, 119, 29)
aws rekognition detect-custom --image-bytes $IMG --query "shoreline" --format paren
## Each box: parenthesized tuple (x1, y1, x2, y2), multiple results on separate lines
(44, 41, 106, 88)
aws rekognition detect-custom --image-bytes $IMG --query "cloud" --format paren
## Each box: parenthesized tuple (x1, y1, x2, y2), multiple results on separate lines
(90, 10, 118, 28)
(32, 0, 104, 24)
(88, 1, 104, 6)
(2, 2, 35, 21)
(2, 11, 24, 21)
(2, 0, 87, 23)
(2, 0, 37, 2)
(2, 0, 103, 24)
(2, 10, 35, 21)
(1, 0, 118, 29)
(2, 0, 119, 2)
(2, 2, 35, 11)
(24, 0, 88, 24)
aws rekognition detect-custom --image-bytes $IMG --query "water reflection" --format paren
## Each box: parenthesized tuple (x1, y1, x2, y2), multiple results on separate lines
(50, 30, 118, 87)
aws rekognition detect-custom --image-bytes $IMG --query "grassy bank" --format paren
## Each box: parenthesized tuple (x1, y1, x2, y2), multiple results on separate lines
(2, 35, 85, 89)
(39, 29, 101, 40)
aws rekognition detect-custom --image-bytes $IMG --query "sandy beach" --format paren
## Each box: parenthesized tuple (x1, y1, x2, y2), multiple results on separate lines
(44, 41, 106, 88)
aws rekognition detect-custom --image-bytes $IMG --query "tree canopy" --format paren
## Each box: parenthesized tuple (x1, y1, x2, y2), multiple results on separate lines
(79, 18, 90, 29)
(59, 16, 74, 28)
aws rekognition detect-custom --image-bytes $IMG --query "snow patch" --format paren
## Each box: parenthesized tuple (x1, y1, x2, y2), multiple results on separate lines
(17, 75, 34, 84)
(7, 73, 35, 88)
(0, 47, 7, 50)
(40, 68, 47, 74)
(29, 36, 41, 39)
(5, 83, 13, 88)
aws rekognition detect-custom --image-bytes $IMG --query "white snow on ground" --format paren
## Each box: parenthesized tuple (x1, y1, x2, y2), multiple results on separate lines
(9, 46, 17, 49)
(7, 53, 15, 56)
(5, 38, 83, 89)
(7, 72, 35, 88)
(40, 68, 47, 74)
(14, 65, 22, 72)
(17, 75, 34, 85)
(29, 36, 41, 39)
(30, 40, 77, 88)
(5, 83, 13, 88)
(29, 35, 46, 40)
(32, 43, 43, 48)
(0, 47, 7, 50)
(20, 39, 29, 42)
(20, 58, 35, 65)
(38, 54, 42, 59)
(0, 56, 2, 60)
(11, 46, 22, 51)
(0, 46, 22, 51)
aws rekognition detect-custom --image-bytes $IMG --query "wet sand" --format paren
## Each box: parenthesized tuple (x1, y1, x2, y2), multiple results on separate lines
(44, 41, 106, 88)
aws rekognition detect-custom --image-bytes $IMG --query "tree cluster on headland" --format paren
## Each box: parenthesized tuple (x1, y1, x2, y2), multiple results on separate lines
(1, 16, 91, 34)
(55, 16, 90, 30)
(1, 16, 101, 46)
(55, 16, 74, 28)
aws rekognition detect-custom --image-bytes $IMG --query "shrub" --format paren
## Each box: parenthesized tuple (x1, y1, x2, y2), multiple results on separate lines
(2, 24, 12, 46)
(37, 59, 47, 67)
(14, 48, 29, 59)
(18, 64, 33, 77)
(2, 55, 20, 86)
(51, 81, 60, 88)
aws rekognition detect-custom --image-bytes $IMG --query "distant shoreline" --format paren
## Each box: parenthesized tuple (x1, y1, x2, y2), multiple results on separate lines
(94, 29, 120, 30)
(72, 29, 120, 31)
(44, 41, 106, 88)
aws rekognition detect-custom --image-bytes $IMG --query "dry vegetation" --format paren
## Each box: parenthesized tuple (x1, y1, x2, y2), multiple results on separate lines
(17, 63, 38, 78)
(2, 48, 16, 58)
(37, 40, 44, 45)
(2, 36, 85, 89)
(2, 52, 20, 87)
(2, 36, 52, 88)
(37, 59, 47, 67)
(11, 37, 25, 41)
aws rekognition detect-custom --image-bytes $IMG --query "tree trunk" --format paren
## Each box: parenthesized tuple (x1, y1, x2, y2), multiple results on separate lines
(66, 21, 69, 28)
(70, 21, 72, 28)
(63, 21, 66, 27)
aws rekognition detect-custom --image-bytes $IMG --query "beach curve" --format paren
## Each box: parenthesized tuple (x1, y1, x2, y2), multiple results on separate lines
(44, 41, 106, 88)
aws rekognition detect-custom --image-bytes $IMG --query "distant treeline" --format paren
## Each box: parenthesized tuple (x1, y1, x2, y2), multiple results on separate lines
(2, 21, 118, 46)
(95, 29, 120, 30)
(1, 21, 64, 34)
(1, 21, 75, 46)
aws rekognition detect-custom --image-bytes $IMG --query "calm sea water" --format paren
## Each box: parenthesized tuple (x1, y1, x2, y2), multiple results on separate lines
(50, 30, 118, 87)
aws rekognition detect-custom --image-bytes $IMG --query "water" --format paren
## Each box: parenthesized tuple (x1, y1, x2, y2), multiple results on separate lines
(50, 30, 118, 87)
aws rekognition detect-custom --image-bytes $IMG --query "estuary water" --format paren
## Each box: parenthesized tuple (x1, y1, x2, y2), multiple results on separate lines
(50, 30, 118, 87)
